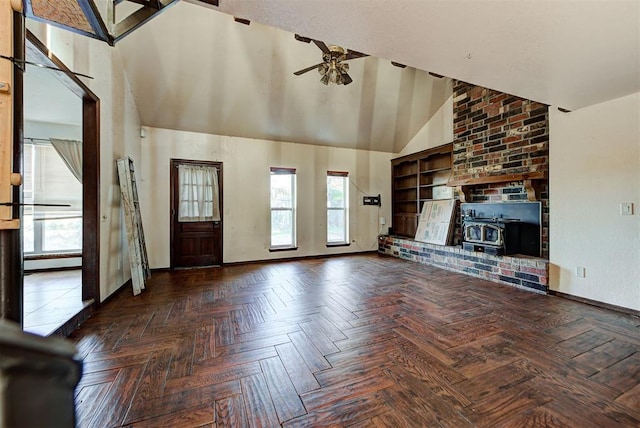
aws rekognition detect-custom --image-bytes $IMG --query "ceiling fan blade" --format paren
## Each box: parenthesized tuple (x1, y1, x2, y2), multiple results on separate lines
(312, 40, 331, 54)
(341, 72, 353, 85)
(344, 50, 368, 60)
(294, 34, 311, 43)
(293, 62, 325, 75)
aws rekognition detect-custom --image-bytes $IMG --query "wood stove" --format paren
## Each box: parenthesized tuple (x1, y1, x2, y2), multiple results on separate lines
(461, 202, 541, 257)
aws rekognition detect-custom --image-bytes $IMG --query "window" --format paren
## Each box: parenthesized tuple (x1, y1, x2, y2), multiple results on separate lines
(327, 171, 349, 245)
(23, 142, 83, 255)
(270, 167, 296, 249)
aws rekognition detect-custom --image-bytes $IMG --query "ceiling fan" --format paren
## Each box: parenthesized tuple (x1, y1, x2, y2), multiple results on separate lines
(293, 35, 368, 85)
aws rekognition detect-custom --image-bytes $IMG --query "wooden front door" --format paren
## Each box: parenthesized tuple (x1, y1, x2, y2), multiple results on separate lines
(170, 159, 223, 268)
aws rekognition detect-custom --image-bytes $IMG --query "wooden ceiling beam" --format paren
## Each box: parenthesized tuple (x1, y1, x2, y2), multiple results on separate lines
(113, 0, 179, 43)
(119, 0, 161, 9)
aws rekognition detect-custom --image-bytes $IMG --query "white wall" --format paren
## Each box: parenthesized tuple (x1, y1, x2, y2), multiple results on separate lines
(549, 92, 640, 311)
(27, 23, 142, 301)
(139, 127, 392, 267)
(396, 79, 454, 157)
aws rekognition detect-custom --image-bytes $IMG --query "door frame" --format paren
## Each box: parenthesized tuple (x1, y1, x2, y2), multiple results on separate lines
(26, 31, 100, 302)
(169, 158, 223, 269)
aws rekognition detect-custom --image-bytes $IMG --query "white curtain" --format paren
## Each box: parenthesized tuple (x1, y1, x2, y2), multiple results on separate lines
(50, 138, 83, 184)
(178, 164, 220, 222)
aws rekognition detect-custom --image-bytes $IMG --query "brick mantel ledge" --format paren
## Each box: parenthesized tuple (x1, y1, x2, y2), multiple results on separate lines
(378, 235, 548, 294)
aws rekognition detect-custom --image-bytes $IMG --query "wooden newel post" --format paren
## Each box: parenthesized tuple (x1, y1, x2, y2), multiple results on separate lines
(0, 0, 21, 229)
(0, 0, 24, 324)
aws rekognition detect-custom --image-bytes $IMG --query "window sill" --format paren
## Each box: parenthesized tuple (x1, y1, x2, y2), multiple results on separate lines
(269, 246, 298, 253)
(326, 242, 351, 248)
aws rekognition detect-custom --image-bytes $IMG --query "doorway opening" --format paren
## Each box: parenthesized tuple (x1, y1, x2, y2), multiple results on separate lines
(21, 31, 100, 336)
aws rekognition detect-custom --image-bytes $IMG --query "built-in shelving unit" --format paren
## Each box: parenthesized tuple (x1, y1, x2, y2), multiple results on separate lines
(391, 142, 453, 237)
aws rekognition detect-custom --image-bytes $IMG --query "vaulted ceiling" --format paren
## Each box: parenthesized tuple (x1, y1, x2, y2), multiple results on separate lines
(206, 0, 639, 111)
(26, 0, 640, 153)
(116, 1, 450, 153)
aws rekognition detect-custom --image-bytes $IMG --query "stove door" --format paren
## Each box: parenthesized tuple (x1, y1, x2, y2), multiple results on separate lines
(464, 223, 484, 243)
(483, 224, 503, 246)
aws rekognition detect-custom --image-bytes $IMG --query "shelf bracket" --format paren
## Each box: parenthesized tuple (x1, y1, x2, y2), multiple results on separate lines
(455, 186, 472, 203)
(523, 179, 542, 202)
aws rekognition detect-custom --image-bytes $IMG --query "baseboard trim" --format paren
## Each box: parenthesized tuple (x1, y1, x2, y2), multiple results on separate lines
(99, 278, 133, 307)
(50, 301, 95, 338)
(548, 290, 640, 318)
(222, 250, 378, 267)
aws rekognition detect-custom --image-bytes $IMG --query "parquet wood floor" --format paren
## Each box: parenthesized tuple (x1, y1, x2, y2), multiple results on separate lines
(70, 254, 640, 427)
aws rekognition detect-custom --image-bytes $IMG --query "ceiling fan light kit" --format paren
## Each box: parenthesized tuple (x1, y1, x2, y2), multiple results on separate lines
(294, 37, 367, 86)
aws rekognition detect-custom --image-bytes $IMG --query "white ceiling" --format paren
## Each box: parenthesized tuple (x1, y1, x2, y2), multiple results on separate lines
(207, 0, 640, 111)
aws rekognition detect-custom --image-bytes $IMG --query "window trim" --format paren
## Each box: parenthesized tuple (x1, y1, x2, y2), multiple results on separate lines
(326, 171, 349, 245)
(270, 167, 297, 250)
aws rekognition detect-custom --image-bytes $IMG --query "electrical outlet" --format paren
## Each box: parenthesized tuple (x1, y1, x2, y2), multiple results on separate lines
(379, 217, 386, 225)
(576, 266, 585, 278)
(620, 202, 634, 215)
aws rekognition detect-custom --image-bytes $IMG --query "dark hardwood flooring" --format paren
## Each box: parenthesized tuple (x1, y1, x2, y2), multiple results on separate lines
(70, 254, 640, 427)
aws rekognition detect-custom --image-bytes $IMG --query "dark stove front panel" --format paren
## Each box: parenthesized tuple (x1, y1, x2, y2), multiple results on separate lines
(461, 202, 541, 257)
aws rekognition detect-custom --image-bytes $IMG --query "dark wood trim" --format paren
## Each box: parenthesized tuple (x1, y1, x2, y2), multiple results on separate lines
(391, 142, 453, 164)
(82, 98, 99, 302)
(49, 301, 95, 338)
(0, 9, 25, 324)
(25, 33, 97, 101)
(24, 266, 81, 274)
(269, 246, 298, 252)
(548, 290, 640, 318)
(193, 0, 219, 6)
(326, 243, 351, 248)
(24, 253, 81, 260)
(26, 31, 101, 304)
(233, 17, 251, 25)
(23, 0, 112, 44)
(113, 0, 179, 43)
(270, 167, 296, 174)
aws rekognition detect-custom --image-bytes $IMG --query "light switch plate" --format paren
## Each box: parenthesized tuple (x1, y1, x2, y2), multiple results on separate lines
(620, 202, 634, 215)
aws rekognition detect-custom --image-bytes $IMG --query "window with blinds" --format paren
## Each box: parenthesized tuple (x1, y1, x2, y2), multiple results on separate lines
(327, 171, 349, 245)
(270, 167, 297, 249)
